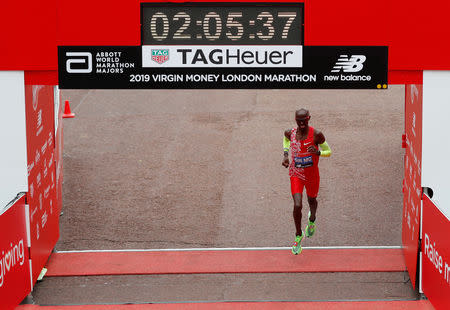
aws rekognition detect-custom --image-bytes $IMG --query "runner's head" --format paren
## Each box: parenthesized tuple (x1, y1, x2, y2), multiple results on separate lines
(295, 109, 310, 130)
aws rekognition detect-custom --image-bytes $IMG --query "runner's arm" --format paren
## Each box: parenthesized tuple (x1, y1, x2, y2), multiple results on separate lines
(283, 129, 291, 155)
(313, 129, 332, 157)
(318, 141, 332, 157)
(282, 129, 291, 168)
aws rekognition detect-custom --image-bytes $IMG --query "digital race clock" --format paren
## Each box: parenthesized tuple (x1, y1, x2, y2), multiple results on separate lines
(141, 3, 304, 45)
(58, 2, 387, 89)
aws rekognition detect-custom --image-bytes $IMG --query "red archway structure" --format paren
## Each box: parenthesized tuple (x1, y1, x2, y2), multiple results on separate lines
(1, 1, 449, 309)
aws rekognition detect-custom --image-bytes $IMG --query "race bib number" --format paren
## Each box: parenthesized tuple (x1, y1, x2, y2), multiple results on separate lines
(294, 156, 313, 168)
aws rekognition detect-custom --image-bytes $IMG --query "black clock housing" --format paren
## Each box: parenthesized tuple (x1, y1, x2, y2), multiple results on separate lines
(141, 2, 304, 45)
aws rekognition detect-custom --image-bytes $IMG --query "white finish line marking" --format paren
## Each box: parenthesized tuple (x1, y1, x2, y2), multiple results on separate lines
(55, 245, 402, 253)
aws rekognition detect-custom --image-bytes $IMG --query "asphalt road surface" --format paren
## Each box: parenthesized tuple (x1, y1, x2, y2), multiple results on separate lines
(56, 87, 405, 250)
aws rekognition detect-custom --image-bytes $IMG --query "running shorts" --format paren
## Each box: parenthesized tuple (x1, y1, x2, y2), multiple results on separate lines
(290, 176, 320, 198)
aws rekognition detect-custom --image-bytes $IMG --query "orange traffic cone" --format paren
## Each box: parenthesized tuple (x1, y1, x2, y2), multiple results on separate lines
(63, 100, 75, 118)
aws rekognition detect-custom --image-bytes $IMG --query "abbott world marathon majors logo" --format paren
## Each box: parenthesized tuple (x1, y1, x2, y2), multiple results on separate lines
(142, 46, 302, 67)
(324, 54, 371, 82)
(66, 52, 135, 74)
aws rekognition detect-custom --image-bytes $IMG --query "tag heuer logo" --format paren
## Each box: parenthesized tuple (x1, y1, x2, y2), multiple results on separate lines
(151, 49, 169, 64)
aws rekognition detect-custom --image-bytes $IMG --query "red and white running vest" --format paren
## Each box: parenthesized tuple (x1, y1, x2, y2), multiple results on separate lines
(288, 126, 320, 180)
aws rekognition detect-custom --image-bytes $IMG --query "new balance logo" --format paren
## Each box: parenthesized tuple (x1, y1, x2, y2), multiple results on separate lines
(331, 55, 366, 73)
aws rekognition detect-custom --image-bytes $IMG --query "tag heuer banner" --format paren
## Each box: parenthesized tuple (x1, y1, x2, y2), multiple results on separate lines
(58, 46, 388, 89)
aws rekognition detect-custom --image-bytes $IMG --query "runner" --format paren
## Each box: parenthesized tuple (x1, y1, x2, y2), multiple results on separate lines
(282, 109, 332, 255)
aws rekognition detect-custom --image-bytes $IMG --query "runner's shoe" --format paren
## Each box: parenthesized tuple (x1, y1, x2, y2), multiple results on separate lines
(305, 211, 316, 238)
(291, 233, 304, 255)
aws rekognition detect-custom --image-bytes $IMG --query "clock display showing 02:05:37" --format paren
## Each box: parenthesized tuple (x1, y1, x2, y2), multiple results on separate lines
(141, 4, 304, 45)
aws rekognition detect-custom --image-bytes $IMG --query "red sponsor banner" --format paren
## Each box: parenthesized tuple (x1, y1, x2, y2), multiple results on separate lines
(422, 195, 450, 310)
(0, 195, 31, 310)
(402, 84, 422, 288)
(25, 85, 59, 284)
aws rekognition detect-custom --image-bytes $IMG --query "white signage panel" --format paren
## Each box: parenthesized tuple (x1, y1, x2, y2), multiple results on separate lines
(423, 70, 450, 219)
(142, 45, 303, 68)
(0, 71, 28, 211)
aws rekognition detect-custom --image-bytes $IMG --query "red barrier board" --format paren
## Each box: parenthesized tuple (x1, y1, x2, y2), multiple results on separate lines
(402, 84, 422, 288)
(422, 195, 450, 309)
(0, 195, 31, 310)
(25, 85, 60, 285)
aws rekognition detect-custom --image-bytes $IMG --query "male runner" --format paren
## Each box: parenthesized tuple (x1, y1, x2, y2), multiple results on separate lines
(282, 109, 331, 255)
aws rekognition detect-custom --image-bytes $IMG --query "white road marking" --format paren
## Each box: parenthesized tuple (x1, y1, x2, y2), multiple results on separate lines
(71, 90, 92, 113)
(55, 245, 402, 253)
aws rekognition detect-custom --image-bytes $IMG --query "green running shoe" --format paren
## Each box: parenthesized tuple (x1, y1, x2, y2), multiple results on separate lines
(305, 211, 316, 238)
(291, 233, 304, 255)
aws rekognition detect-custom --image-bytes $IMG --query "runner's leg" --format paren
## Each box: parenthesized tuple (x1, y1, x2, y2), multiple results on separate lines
(305, 176, 320, 222)
(291, 177, 304, 236)
(307, 196, 317, 222)
(293, 193, 303, 236)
